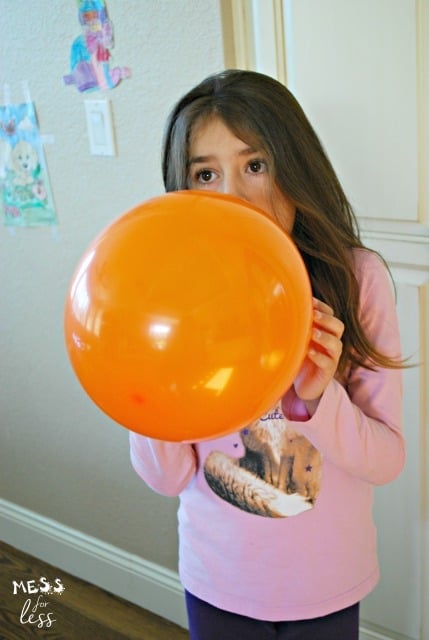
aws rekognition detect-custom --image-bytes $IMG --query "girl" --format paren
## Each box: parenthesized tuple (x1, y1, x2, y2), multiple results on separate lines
(130, 70, 405, 639)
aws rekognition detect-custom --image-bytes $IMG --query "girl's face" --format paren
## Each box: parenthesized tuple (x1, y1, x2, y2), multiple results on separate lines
(187, 116, 296, 233)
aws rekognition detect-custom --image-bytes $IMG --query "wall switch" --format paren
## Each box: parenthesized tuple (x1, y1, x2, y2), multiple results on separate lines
(84, 99, 116, 156)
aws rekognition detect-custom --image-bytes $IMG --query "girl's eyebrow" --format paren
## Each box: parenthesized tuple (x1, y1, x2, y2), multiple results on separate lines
(189, 146, 259, 165)
(188, 154, 215, 165)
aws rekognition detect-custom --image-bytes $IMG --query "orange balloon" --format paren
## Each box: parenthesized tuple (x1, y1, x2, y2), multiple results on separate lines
(64, 191, 312, 442)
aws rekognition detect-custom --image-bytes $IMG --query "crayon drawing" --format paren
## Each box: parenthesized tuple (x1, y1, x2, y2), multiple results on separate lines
(0, 101, 57, 227)
(63, 0, 131, 93)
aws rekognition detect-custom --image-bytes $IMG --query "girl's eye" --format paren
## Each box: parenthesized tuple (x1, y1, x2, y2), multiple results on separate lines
(247, 160, 266, 174)
(196, 169, 215, 183)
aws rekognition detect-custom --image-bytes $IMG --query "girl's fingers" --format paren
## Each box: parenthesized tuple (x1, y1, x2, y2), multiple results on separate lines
(310, 330, 343, 360)
(312, 297, 334, 315)
(312, 298, 344, 340)
(294, 298, 345, 404)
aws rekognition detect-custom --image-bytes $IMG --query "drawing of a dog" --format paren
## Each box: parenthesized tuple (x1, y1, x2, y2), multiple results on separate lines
(9, 140, 39, 186)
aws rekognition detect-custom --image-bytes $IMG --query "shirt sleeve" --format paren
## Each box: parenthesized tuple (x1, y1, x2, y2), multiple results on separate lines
(129, 432, 197, 496)
(282, 249, 405, 486)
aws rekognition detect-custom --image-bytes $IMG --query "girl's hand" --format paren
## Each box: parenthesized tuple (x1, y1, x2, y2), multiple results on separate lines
(294, 298, 345, 414)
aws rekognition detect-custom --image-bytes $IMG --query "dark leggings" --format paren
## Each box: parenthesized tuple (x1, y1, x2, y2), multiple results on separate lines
(185, 590, 360, 640)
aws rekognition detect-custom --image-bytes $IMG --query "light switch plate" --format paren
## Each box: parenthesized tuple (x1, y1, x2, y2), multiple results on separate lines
(84, 99, 116, 156)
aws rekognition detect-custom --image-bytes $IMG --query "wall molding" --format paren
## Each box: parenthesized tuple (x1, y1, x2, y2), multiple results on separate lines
(359, 626, 412, 640)
(360, 223, 429, 272)
(220, 0, 286, 83)
(0, 498, 188, 629)
(417, 0, 429, 224)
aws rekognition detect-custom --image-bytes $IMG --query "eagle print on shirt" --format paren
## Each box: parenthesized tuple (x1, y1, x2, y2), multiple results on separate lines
(204, 404, 322, 517)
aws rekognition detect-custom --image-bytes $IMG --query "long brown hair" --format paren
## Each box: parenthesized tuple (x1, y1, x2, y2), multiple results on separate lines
(162, 69, 401, 376)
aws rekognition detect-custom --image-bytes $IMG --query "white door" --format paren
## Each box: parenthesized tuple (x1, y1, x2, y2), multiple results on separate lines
(221, 1, 429, 638)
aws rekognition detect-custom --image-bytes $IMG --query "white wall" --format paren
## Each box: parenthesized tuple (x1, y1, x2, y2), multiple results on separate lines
(0, 0, 224, 573)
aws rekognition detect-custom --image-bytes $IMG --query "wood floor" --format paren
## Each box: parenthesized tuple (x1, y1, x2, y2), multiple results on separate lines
(0, 541, 189, 639)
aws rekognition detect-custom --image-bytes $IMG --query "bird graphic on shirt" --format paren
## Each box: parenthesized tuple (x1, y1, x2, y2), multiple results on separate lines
(204, 404, 322, 517)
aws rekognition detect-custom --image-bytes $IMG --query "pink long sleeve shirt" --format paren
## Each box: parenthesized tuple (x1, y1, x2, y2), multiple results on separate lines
(129, 249, 404, 621)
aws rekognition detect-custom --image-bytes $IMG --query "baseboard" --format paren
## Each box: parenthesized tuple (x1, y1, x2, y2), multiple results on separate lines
(359, 623, 413, 640)
(0, 498, 188, 629)
(359, 625, 410, 640)
(359, 628, 393, 640)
